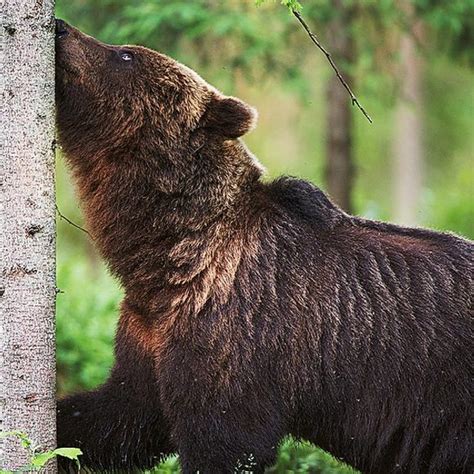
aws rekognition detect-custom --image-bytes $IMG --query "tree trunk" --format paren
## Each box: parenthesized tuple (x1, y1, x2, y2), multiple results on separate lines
(0, 1, 56, 472)
(325, 1, 355, 213)
(393, 27, 423, 226)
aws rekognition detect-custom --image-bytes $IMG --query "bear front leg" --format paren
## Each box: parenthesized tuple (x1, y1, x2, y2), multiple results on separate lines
(178, 428, 279, 474)
(174, 407, 282, 474)
(58, 353, 174, 472)
(57, 383, 171, 472)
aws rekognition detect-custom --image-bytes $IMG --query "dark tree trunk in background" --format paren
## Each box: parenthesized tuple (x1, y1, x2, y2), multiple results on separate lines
(325, 0, 355, 213)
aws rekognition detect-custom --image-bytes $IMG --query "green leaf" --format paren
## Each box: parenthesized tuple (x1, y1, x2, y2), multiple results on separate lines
(281, 0, 302, 12)
(53, 447, 83, 460)
(255, 0, 302, 11)
(0, 431, 26, 439)
(31, 451, 56, 468)
(0, 431, 31, 450)
(28, 448, 82, 470)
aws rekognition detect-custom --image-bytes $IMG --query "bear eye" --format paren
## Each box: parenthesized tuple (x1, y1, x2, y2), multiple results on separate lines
(120, 51, 134, 62)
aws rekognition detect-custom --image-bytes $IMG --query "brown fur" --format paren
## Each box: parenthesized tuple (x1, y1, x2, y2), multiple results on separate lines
(55, 20, 474, 474)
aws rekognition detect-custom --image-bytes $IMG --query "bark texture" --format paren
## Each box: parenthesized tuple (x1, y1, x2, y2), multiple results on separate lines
(0, 1, 56, 471)
(325, 0, 355, 213)
(393, 28, 423, 226)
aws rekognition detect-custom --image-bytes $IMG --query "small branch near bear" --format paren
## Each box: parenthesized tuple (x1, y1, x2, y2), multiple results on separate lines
(55, 205, 90, 236)
(292, 9, 373, 123)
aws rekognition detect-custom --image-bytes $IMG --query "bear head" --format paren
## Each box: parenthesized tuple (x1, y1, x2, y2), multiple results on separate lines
(55, 19, 259, 189)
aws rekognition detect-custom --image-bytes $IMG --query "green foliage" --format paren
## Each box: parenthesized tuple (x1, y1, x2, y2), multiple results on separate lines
(0, 432, 82, 473)
(414, 0, 474, 64)
(141, 441, 359, 473)
(56, 1, 299, 85)
(145, 456, 180, 473)
(256, 0, 303, 12)
(56, 257, 120, 394)
(268, 439, 357, 473)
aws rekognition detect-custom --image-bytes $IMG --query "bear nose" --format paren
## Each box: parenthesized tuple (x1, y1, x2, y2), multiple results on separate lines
(55, 19, 68, 38)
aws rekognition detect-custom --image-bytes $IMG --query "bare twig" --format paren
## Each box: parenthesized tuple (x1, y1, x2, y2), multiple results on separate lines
(56, 204, 90, 236)
(292, 9, 373, 123)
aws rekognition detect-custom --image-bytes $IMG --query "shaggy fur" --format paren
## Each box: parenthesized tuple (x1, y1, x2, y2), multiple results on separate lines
(55, 20, 474, 474)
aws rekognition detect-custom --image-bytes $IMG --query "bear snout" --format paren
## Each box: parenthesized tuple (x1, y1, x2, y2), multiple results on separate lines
(55, 19, 69, 39)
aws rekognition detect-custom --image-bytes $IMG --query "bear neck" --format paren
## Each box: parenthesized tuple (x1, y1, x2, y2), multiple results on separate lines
(68, 139, 264, 311)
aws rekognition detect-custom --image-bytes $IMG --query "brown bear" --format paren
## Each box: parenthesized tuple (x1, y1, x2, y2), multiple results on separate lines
(55, 19, 473, 474)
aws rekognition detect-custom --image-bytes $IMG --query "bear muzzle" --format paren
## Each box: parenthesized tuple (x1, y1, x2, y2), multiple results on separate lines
(55, 18, 69, 39)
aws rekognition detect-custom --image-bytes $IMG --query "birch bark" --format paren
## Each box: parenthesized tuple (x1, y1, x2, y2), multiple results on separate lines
(0, 0, 56, 471)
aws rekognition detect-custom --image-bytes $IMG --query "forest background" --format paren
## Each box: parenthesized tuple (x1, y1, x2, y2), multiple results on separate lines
(55, 1, 473, 472)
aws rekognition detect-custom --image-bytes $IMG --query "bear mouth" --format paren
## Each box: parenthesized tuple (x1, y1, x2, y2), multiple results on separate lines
(55, 58, 76, 78)
(55, 44, 82, 78)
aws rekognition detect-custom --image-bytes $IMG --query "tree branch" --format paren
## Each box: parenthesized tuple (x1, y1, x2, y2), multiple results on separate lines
(56, 205, 90, 236)
(292, 9, 373, 123)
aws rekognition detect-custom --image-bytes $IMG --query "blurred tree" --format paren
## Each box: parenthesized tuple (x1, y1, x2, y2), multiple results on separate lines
(393, 10, 424, 226)
(289, 0, 473, 211)
(325, 0, 355, 211)
(1, 0, 56, 471)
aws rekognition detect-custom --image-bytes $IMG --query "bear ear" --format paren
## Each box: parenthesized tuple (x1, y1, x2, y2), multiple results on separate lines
(202, 95, 258, 139)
